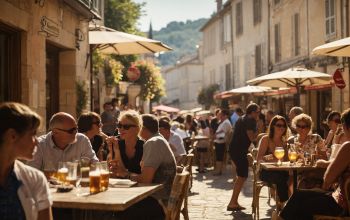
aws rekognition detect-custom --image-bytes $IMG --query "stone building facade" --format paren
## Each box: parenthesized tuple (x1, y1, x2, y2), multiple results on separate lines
(0, 0, 102, 131)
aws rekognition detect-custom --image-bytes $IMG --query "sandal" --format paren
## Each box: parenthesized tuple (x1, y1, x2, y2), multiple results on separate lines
(226, 205, 246, 211)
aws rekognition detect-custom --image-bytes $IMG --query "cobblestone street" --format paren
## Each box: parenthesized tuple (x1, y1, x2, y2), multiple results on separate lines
(183, 165, 275, 220)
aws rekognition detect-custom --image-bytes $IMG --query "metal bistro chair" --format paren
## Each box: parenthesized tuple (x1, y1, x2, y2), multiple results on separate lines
(165, 170, 190, 220)
(314, 178, 350, 220)
(248, 153, 276, 220)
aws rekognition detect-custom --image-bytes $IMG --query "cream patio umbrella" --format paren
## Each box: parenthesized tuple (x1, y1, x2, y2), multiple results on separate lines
(312, 37, 350, 57)
(152, 105, 180, 113)
(246, 67, 332, 105)
(215, 85, 273, 99)
(89, 29, 172, 55)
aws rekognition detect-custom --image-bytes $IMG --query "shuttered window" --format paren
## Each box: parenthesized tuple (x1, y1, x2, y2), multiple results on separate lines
(253, 0, 262, 25)
(325, 0, 335, 38)
(274, 23, 281, 62)
(236, 1, 243, 36)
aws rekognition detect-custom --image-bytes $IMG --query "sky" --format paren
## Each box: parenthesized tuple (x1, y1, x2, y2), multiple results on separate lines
(133, 0, 217, 31)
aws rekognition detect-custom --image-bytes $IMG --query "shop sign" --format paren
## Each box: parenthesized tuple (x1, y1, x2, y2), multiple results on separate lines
(333, 68, 346, 89)
(40, 16, 59, 37)
(127, 65, 141, 81)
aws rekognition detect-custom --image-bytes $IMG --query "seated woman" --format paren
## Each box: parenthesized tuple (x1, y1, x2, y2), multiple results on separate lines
(324, 111, 342, 148)
(0, 102, 52, 220)
(107, 110, 144, 177)
(287, 113, 327, 189)
(280, 108, 350, 220)
(257, 115, 290, 203)
(78, 112, 108, 161)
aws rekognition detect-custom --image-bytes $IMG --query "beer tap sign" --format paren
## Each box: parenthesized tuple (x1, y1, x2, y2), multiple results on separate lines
(333, 68, 346, 89)
(127, 64, 141, 82)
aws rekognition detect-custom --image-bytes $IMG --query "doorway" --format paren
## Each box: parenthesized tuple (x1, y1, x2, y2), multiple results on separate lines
(0, 23, 21, 102)
(46, 43, 60, 129)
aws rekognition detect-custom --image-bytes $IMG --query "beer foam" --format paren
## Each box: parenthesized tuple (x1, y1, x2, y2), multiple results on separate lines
(58, 167, 68, 173)
(89, 171, 100, 176)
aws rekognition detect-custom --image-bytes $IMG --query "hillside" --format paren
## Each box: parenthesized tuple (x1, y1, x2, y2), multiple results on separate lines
(153, 18, 208, 66)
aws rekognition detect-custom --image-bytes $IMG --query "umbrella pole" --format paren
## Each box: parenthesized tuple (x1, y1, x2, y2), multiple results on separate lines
(294, 85, 301, 106)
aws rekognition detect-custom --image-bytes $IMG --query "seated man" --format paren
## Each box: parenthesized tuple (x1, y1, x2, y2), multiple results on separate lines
(159, 118, 186, 164)
(27, 112, 98, 171)
(117, 114, 177, 220)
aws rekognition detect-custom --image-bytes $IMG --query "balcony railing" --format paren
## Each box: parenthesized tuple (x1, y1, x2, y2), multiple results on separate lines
(63, 0, 101, 19)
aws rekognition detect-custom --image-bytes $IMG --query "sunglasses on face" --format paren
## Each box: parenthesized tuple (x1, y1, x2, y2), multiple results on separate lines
(55, 127, 78, 134)
(331, 118, 341, 124)
(92, 121, 102, 127)
(274, 123, 286, 128)
(117, 123, 137, 130)
(296, 124, 310, 129)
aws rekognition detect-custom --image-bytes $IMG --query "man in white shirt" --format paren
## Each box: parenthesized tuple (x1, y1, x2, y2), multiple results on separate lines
(159, 118, 186, 163)
(213, 109, 232, 175)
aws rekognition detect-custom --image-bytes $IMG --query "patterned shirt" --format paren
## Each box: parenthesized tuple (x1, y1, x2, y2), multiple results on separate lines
(0, 168, 25, 220)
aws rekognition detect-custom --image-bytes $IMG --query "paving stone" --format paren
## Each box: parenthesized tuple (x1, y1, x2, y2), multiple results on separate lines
(181, 165, 275, 220)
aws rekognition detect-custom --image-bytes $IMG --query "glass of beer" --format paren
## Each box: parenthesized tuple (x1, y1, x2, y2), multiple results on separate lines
(57, 162, 68, 184)
(100, 161, 110, 191)
(66, 161, 78, 186)
(89, 163, 101, 194)
(43, 161, 57, 181)
(80, 157, 90, 187)
(274, 147, 285, 166)
(288, 149, 298, 166)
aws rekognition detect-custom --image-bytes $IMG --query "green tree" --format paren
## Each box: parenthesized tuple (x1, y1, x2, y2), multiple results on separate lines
(197, 84, 220, 109)
(104, 0, 145, 34)
(134, 61, 166, 102)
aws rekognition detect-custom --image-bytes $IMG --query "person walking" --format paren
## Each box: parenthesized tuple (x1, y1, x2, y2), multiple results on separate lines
(227, 103, 260, 211)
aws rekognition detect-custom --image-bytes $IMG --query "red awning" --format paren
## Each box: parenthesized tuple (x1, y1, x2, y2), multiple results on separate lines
(304, 83, 334, 91)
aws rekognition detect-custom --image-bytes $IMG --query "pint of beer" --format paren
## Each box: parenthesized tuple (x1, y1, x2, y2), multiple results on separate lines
(100, 161, 109, 191)
(89, 170, 101, 194)
(57, 167, 68, 184)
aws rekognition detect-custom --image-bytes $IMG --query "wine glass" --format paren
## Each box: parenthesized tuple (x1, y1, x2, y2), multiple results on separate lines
(274, 147, 285, 166)
(288, 149, 297, 166)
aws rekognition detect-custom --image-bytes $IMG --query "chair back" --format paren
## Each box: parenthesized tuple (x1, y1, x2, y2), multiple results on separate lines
(166, 171, 190, 220)
(345, 177, 350, 214)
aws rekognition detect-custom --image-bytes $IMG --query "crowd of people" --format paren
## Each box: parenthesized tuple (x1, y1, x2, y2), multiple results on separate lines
(1, 100, 350, 219)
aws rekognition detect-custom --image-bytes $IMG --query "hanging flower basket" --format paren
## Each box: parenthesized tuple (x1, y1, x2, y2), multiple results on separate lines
(127, 64, 141, 82)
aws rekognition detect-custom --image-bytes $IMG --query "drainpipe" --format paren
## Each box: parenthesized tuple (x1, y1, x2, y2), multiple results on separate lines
(267, 0, 271, 75)
(346, 0, 350, 111)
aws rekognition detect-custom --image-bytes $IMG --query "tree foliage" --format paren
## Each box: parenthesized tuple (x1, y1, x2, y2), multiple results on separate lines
(153, 18, 208, 66)
(104, 0, 145, 34)
(197, 84, 220, 109)
(134, 61, 165, 102)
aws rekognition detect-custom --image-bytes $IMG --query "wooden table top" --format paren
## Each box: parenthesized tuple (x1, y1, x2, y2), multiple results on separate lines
(51, 184, 163, 211)
(260, 162, 324, 171)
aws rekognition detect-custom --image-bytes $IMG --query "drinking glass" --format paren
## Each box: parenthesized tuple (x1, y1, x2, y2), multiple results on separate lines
(89, 163, 101, 194)
(80, 157, 90, 187)
(288, 149, 297, 166)
(43, 161, 57, 181)
(66, 161, 78, 186)
(57, 162, 68, 184)
(274, 147, 285, 166)
(100, 161, 110, 191)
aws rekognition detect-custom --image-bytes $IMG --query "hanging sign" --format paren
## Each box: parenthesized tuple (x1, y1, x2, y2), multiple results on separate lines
(127, 65, 141, 82)
(333, 68, 346, 89)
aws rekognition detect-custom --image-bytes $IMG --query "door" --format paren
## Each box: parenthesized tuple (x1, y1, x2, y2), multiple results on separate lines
(46, 43, 60, 129)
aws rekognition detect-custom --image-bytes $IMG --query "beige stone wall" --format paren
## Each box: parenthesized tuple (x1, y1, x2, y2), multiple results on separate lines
(0, 0, 91, 132)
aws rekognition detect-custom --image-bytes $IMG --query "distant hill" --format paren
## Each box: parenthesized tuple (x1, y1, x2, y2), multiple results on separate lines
(152, 18, 208, 66)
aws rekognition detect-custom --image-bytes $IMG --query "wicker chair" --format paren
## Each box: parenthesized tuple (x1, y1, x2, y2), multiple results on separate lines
(165, 170, 190, 220)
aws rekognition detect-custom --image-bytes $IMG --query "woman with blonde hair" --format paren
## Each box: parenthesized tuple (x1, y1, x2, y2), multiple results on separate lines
(257, 115, 290, 203)
(107, 110, 144, 177)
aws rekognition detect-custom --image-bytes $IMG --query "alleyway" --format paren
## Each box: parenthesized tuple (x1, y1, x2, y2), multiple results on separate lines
(184, 164, 275, 220)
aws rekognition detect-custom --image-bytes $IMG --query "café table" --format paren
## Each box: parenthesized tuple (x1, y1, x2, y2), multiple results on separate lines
(51, 183, 163, 211)
(259, 162, 324, 192)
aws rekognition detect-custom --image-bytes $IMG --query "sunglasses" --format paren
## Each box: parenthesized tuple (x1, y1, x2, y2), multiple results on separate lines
(275, 123, 286, 128)
(331, 118, 341, 124)
(92, 121, 102, 127)
(296, 124, 310, 129)
(117, 123, 137, 130)
(55, 127, 78, 134)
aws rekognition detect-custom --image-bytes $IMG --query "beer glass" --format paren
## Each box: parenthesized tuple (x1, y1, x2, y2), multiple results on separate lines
(100, 161, 110, 191)
(274, 147, 285, 166)
(43, 161, 57, 180)
(66, 161, 78, 186)
(89, 163, 101, 194)
(288, 148, 297, 166)
(80, 157, 90, 187)
(57, 162, 68, 184)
